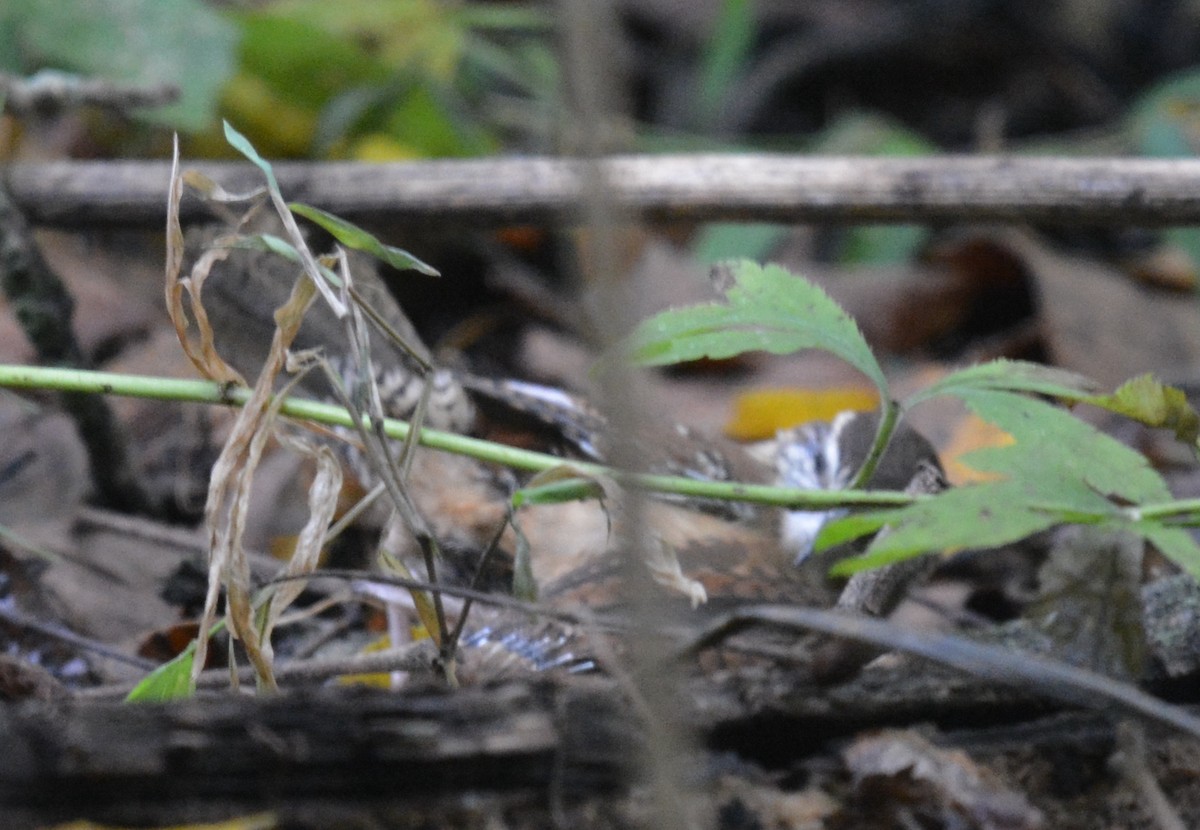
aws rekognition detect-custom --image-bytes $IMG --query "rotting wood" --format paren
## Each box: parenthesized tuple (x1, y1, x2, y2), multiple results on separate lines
(3, 646, 1187, 829)
(9, 155, 1200, 229)
(0, 679, 632, 829)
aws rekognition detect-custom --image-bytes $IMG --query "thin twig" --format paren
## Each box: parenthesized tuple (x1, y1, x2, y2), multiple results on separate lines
(681, 605, 1200, 739)
(0, 603, 157, 671)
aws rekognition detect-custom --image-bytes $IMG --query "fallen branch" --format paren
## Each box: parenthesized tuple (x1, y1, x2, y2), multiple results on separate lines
(9, 155, 1200, 229)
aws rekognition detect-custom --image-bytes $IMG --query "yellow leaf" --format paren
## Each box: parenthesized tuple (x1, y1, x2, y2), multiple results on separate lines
(725, 386, 879, 440)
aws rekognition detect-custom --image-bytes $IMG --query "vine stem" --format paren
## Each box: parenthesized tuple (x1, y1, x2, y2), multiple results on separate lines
(0, 364, 914, 510)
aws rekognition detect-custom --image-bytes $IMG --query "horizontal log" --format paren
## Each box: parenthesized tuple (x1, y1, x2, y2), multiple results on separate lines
(0, 680, 632, 827)
(7, 155, 1200, 229)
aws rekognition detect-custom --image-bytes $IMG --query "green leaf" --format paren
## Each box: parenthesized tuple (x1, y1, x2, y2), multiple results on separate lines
(224, 120, 281, 193)
(234, 11, 388, 109)
(1139, 524, 1200, 580)
(508, 464, 619, 599)
(288, 202, 439, 275)
(906, 359, 1100, 407)
(1084, 373, 1200, 446)
(826, 482, 1059, 575)
(813, 509, 891, 550)
(508, 509, 538, 601)
(829, 389, 1176, 575)
(622, 260, 888, 397)
(125, 645, 196, 702)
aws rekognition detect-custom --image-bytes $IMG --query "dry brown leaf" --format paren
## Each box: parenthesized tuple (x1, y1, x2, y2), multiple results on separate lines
(193, 274, 318, 689)
(1005, 229, 1200, 387)
(164, 138, 245, 385)
(842, 729, 1043, 829)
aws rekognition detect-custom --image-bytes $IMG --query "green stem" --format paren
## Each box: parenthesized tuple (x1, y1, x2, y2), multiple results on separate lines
(0, 364, 917, 511)
(1130, 499, 1200, 526)
(848, 399, 900, 490)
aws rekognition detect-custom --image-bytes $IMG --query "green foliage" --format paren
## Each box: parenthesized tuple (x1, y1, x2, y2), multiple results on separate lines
(624, 260, 889, 395)
(222, 0, 554, 158)
(223, 121, 434, 287)
(509, 465, 617, 601)
(126, 642, 196, 702)
(0, 0, 237, 130)
(826, 389, 1181, 575)
(288, 203, 439, 275)
(906, 360, 1101, 405)
(621, 259, 1200, 581)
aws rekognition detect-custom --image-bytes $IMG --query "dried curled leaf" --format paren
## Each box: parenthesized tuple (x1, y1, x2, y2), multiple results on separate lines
(644, 536, 708, 608)
(193, 274, 319, 690)
(165, 136, 245, 385)
(1084, 373, 1200, 447)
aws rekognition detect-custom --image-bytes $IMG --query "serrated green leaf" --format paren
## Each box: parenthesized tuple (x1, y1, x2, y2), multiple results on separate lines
(288, 202, 439, 275)
(623, 260, 888, 396)
(827, 483, 1059, 575)
(125, 645, 196, 702)
(1084, 373, 1200, 446)
(906, 359, 1100, 407)
(958, 390, 1170, 505)
(829, 388, 1176, 576)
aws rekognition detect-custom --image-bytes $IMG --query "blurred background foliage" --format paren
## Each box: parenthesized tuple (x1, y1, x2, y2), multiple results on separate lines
(5, 0, 1200, 267)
